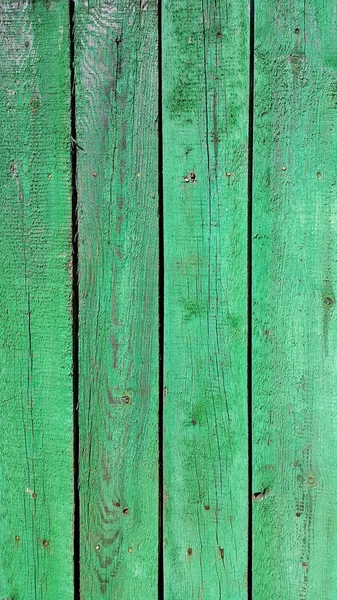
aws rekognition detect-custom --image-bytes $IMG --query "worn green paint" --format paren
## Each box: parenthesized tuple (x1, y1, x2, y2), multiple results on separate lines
(162, 0, 249, 597)
(2, 0, 337, 597)
(75, 0, 159, 596)
(252, 1, 337, 597)
(0, 2, 73, 599)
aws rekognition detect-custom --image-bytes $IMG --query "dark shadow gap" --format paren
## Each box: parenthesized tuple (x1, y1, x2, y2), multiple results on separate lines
(69, 1, 80, 598)
(247, 0, 255, 598)
(158, 0, 164, 597)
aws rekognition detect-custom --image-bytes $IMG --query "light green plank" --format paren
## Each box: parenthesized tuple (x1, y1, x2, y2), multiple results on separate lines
(162, 0, 250, 597)
(253, 1, 337, 597)
(0, 2, 73, 598)
(75, 1, 159, 596)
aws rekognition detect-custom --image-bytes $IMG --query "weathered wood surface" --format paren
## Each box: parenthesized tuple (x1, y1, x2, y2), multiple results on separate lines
(162, 0, 250, 597)
(0, 1, 73, 598)
(252, 1, 337, 597)
(2, 0, 337, 597)
(75, 0, 159, 597)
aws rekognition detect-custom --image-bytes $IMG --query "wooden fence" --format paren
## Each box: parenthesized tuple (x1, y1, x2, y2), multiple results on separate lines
(1, 0, 336, 598)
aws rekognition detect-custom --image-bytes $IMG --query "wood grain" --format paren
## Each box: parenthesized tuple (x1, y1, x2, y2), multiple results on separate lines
(252, 1, 337, 597)
(75, 1, 159, 597)
(0, 1, 73, 598)
(162, 0, 250, 597)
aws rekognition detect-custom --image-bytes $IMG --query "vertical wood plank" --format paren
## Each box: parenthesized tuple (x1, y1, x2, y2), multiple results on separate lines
(253, 1, 337, 596)
(75, 1, 159, 596)
(162, 1, 250, 597)
(0, 2, 73, 598)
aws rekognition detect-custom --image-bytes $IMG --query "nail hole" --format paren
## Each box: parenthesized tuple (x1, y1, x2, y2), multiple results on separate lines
(296, 512, 301, 517)
(205, 505, 210, 511)
(115, 501, 121, 508)
(281, 166, 287, 171)
(295, 27, 300, 34)
(187, 548, 193, 556)
(191, 419, 197, 426)
(325, 297, 333, 306)
(95, 545, 100, 550)
(317, 172, 322, 178)
(219, 547, 224, 559)
(93, 172, 97, 177)
(42, 539, 49, 547)
(122, 395, 131, 404)
(306, 475, 316, 486)
(15, 535, 20, 542)
(123, 508, 129, 515)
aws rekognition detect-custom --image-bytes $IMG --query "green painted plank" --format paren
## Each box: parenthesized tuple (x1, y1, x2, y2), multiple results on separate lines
(0, 2, 73, 599)
(252, 1, 337, 597)
(75, 1, 159, 596)
(162, 1, 249, 597)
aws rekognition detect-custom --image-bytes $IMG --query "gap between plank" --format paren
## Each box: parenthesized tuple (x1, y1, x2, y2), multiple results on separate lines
(69, 1, 80, 598)
(158, 0, 164, 596)
(247, 0, 255, 597)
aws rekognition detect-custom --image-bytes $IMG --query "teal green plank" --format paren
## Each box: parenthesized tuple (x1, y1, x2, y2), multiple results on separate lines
(162, 0, 250, 597)
(75, 1, 159, 597)
(253, 1, 337, 597)
(0, 2, 73, 598)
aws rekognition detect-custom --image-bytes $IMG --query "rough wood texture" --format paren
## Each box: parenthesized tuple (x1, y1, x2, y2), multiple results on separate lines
(75, 1, 159, 597)
(162, 0, 250, 597)
(3, 1, 337, 597)
(0, 1, 73, 598)
(252, 1, 337, 597)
